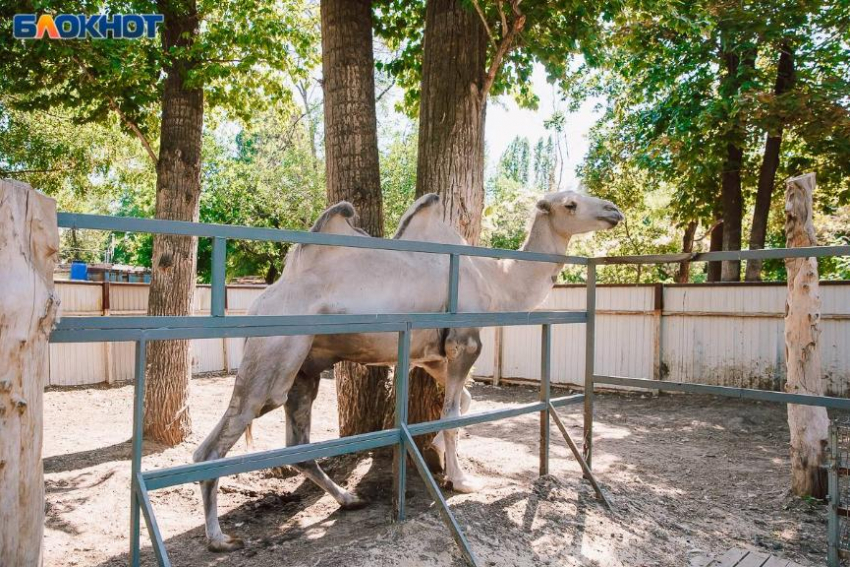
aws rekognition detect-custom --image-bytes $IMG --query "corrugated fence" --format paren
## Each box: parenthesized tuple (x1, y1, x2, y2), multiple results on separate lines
(49, 281, 850, 395)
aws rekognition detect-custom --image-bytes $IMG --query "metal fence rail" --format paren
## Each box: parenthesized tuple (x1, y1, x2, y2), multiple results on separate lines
(51, 212, 850, 567)
(51, 213, 594, 567)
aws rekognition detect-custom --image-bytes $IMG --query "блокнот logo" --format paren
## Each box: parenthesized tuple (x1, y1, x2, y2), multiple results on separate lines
(13, 14, 164, 39)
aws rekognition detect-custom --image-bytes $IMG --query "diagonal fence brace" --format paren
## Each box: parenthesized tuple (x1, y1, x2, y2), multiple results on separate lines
(401, 425, 480, 567)
(548, 402, 612, 510)
(135, 473, 171, 566)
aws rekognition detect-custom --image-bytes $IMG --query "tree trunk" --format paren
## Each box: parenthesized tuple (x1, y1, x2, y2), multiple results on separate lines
(719, 48, 755, 282)
(675, 220, 698, 283)
(745, 42, 795, 281)
(783, 172, 828, 498)
(707, 214, 724, 282)
(0, 180, 59, 567)
(143, 0, 204, 446)
(721, 141, 744, 281)
(403, 0, 488, 464)
(320, 0, 390, 437)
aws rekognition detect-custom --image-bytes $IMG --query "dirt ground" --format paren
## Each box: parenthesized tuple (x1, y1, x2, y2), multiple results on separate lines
(44, 375, 829, 567)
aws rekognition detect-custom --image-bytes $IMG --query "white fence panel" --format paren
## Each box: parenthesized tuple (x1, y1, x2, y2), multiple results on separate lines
(49, 282, 265, 386)
(48, 280, 849, 393)
(488, 286, 657, 387)
(475, 282, 850, 396)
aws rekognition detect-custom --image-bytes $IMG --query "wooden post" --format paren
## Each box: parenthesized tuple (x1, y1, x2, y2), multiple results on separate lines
(0, 180, 60, 567)
(784, 172, 829, 498)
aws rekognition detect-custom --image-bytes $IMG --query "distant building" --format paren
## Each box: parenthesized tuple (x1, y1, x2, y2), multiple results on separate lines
(55, 261, 151, 283)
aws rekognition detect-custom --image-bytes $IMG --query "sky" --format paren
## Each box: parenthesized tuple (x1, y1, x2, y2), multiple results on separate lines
(377, 63, 604, 191)
(484, 64, 604, 190)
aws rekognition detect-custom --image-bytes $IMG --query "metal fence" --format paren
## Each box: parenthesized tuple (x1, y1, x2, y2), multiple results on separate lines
(50, 212, 850, 567)
(50, 213, 593, 567)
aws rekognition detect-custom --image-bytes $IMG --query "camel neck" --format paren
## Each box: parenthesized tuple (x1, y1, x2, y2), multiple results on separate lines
(495, 213, 571, 312)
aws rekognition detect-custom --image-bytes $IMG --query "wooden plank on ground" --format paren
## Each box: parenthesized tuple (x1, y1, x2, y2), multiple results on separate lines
(760, 556, 791, 567)
(736, 550, 771, 567)
(711, 549, 749, 566)
(704, 548, 803, 567)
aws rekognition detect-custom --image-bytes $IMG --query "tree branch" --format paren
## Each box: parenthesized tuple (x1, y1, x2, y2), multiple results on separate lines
(694, 219, 723, 243)
(71, 56, 159, 167)
(105, 97, 159, 166)
(481, 0, 527, 100)
(471, 0, 497, 49)
(375, 79, 396, 103)
(0, 166, 78, 176)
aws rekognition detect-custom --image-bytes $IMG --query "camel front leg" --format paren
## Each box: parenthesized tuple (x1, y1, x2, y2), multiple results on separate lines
(431, 386, 471, 461)
(440, 328, 483, 493)
(441, 377, 483, 493)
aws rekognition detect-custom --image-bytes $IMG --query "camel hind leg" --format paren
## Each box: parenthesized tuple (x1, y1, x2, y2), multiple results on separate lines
(193, 334, 312, 552)
(285, 372, 367, 509)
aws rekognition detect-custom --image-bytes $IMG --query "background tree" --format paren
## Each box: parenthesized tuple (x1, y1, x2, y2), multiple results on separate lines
(376, 0, 617, 460)
(0, 0, 317, 444)
(574, 0, 849, 283)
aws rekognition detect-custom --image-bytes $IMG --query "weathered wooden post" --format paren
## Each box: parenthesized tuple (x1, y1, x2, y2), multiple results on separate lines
(784, 172, 829, 498)
(0, 180, 60, 566)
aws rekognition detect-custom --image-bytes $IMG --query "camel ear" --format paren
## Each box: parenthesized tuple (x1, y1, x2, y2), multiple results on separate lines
(536, 199, 551, 214)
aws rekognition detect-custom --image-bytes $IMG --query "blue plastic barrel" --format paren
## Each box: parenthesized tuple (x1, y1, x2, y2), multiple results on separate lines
(70, 261, 88, 281)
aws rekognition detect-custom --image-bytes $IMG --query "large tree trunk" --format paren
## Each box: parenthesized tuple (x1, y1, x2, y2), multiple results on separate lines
(0, 180, 59, 567)
(783, 172, 828, 498)
(403, 0, 488, 463)
(143, 0, 204, 446)
(745, 42, 795, 281)
(719, 48, 755, 282)
(320, 0, 390, 436)
(675, 220, 698, 283)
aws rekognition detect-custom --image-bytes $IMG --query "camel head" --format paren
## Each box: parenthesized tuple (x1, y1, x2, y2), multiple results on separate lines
(535, 190, 624, 237)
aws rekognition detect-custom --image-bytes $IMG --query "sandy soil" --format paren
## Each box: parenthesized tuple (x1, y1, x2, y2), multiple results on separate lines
(43, 376, 829, 567)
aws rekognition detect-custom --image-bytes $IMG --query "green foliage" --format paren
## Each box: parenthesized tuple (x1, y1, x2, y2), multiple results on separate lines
(481, 175, 535, 250)
(574, 0, 849, 280)
(196, 106, 326, 283)
(373, 0, 620, 114)
(0, 0, 319, 152)
(381, 127, 419, 235)
(499, 136, 530, 185)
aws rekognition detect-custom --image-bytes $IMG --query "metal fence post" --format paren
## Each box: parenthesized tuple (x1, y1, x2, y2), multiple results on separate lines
(540, 324, 551, 476)
(584, 261, 596, 470)
(393, 325, 411, 522)
(211, 237, 227, 317)
(130, 339, 147, 567)
(828, 422, 840, 567)
(448, 254, 460, 313)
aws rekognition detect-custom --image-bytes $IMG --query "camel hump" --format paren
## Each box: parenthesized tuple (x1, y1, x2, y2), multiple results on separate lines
(310, 201, 368, 236)
(393, 193, 466, 245)
(393, 193, 441, 239)
(283, 201, 368, 273)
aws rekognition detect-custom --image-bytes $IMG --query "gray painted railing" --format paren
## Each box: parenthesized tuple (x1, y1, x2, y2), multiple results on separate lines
(51, 212, 850, 567)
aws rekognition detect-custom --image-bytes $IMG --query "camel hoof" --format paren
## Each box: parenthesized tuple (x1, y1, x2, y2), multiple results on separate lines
(208, 534, 244, 553)
(447, 474, 484, 494)
(339, 494, 369, 511)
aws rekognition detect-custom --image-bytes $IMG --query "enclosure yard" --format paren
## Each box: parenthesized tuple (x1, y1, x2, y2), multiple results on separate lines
(44, 376, 828, 567)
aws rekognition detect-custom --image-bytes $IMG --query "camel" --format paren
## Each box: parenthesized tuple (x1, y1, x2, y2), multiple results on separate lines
(193, 190, 623, 551)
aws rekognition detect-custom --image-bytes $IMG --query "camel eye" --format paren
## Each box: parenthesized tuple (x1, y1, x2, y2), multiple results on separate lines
(565, 202, 577, 211)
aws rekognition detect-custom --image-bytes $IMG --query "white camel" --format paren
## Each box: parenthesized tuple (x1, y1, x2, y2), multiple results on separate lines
(193, 190, 623, 551)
